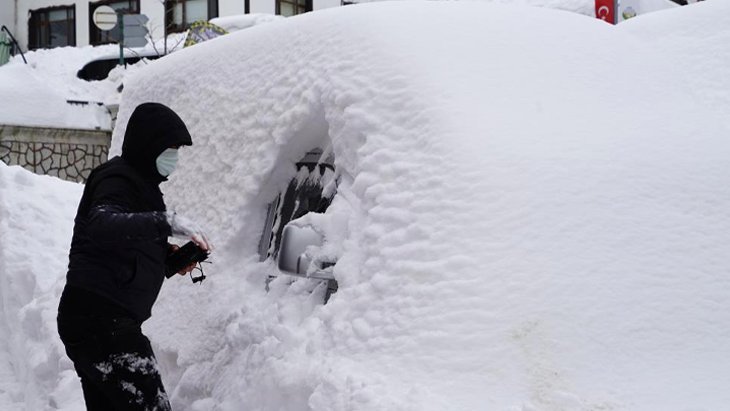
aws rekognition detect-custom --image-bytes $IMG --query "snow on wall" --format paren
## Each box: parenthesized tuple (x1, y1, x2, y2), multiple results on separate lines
(108, 2, 730, 410)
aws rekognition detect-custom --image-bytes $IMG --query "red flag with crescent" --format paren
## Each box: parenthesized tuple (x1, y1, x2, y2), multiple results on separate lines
(595, 0, 617, 24)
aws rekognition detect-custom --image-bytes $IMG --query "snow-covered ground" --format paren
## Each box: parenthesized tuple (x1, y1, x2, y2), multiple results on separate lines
(2, 1, 730, 410)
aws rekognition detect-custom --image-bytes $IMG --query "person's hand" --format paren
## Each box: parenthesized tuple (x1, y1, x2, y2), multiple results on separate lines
(166, 211, 211, 251)
(168, 244, 197, 276)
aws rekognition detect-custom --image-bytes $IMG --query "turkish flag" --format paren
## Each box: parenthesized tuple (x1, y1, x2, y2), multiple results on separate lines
(595, 0, 616, 24)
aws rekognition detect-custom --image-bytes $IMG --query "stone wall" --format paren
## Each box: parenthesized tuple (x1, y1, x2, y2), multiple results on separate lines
(0, 124, 111, 183)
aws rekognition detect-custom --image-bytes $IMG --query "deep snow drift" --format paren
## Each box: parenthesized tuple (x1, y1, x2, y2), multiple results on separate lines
(0, 162, 84, 409)
(2, 1, 730, 410)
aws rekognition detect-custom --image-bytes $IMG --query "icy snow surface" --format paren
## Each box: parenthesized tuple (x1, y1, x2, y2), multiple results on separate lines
(3, 1, 730, 410)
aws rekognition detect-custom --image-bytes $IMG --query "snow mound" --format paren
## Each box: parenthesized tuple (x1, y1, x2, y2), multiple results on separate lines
(0, 163, 83, 410)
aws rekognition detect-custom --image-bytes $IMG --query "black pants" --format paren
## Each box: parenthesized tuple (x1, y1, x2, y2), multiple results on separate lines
(57, 313, 172, 411)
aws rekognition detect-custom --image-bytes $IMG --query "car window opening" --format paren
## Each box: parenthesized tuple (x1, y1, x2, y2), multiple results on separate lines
(258, 147, 337, 263)
(258, 146, 339, 302)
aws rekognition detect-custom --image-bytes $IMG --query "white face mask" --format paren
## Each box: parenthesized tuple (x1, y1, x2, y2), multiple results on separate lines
(156, 148, 179, 177)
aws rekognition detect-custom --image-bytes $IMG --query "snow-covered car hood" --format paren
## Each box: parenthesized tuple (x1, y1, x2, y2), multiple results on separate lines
(109, 2, 730, 409)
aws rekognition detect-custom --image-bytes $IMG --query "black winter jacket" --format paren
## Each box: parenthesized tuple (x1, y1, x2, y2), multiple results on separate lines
(62, 103, 192, 322)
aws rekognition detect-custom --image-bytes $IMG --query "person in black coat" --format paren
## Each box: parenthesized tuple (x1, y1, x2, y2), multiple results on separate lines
(57, 102, 209, 411)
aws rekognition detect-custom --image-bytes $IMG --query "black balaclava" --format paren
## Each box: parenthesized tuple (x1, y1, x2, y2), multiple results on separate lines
(121, 103, 193, 182)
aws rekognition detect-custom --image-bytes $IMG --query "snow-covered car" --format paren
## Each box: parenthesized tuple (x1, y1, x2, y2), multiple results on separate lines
(103, 1, 730, 409)
(76, 49, 162, 81)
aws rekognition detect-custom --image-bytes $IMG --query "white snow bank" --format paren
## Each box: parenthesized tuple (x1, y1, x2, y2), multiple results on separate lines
(0, 163, 83, 410)
(108, 2, 730, 410)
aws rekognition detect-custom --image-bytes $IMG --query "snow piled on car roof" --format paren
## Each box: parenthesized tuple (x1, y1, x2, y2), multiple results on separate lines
(108, 2, 730, 409)
(0, 34, 189, 130)
(0, 45, 120, 129)
(1, 1, 729, 410)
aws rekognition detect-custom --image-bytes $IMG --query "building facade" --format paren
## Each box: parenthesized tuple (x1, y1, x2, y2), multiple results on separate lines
(0, 3, 14, 33)
(1, 0, 340, 52)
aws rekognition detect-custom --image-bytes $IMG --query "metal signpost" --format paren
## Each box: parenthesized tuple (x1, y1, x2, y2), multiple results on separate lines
(122, 14, 149, 48)
(92, 6, 148, 66)
(119, 14, 149, 66)
(118, 13, 124, 66)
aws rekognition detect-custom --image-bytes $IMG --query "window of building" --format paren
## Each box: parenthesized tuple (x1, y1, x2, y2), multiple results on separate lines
(165, 0, 219, 33)
(28, 5, 76, 50)
(276, 0, 312, 16)
(89, 0, 140, 45)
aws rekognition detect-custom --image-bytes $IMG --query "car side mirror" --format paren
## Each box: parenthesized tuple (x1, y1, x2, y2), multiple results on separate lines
(277, 224, 324, 277)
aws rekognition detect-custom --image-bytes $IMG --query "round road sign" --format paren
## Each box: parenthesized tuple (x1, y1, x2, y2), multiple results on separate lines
(93, 6, 117, 31)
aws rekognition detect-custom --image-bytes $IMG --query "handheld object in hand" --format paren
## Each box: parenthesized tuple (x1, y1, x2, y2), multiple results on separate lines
(165, 241, 210, 282)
